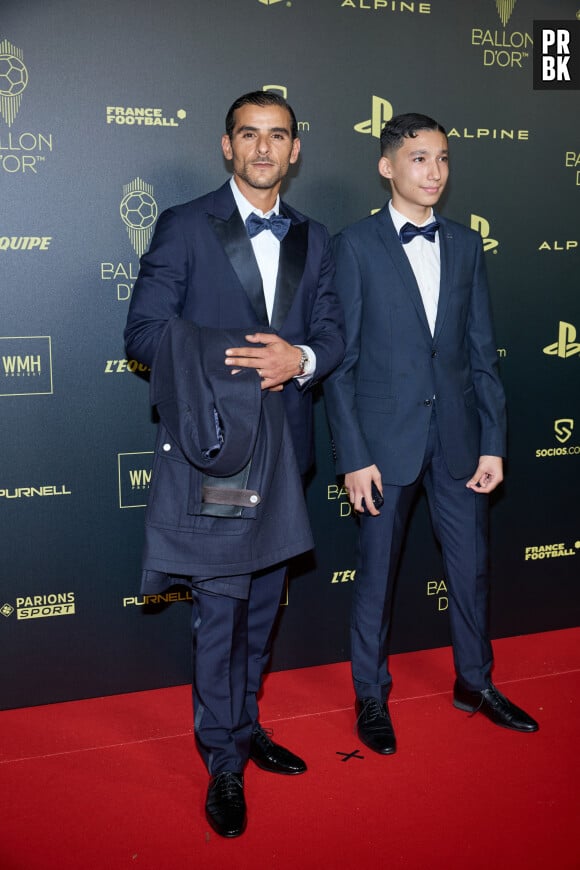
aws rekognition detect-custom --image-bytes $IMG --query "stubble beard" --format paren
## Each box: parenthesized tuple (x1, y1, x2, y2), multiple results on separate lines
(237, 161, 286, 191)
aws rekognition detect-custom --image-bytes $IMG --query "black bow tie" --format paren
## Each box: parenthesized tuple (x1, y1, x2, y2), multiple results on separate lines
(246, 212, 291, 242)
(399, 221, 440, 245)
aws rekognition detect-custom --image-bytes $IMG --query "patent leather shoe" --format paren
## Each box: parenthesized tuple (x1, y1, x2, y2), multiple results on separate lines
(205, 771, 246, 838)
(249, 725, 307, 774)
(355, 697, 397, 755)
(453, 680, 539, 733)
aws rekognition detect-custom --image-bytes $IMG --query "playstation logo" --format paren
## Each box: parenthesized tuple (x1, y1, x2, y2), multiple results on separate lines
(554, 418, 574, 444)
(354, 96, 393, 139)
(543, 321, 580, 358)
(471, 214, 499, 253)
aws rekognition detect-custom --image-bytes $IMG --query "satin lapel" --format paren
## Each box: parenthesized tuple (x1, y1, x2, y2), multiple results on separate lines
(433, 217, 454, 340)
(207, 208, 269, 326)
(270, 215, 308, 332)
(376, 209, 432, 338)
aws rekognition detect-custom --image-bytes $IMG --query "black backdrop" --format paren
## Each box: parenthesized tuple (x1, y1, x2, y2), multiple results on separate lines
(2, 0, 579, 710)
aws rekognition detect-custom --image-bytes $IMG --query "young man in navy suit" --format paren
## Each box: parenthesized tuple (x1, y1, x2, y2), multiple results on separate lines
(324, 113, 538, 756)
(125, 91, 344, 836)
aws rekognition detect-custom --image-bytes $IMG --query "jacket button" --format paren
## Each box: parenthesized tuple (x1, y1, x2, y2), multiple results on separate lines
(162, 443, 171, 452)
(424, 399, 432, 406)
(431, 350, 437, 358)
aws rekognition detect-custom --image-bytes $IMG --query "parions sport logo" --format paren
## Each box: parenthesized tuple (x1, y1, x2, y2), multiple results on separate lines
(1, 592, 76, 620)
(0, 37, 54, 174)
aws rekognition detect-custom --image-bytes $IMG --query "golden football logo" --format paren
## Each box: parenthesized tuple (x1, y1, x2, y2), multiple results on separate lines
(495, 0, 517, 27)
(120, 178, 158, 258)
(0, 39, 28, 127)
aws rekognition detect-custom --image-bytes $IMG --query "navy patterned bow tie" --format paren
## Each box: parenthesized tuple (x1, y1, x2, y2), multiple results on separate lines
(399, 221, 440, 245)
(246, 212, 291, 242)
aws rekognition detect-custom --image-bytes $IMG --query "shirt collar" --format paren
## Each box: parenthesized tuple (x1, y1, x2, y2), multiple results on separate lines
(230, 176, 280, 221)
(388, 200, 435, 231)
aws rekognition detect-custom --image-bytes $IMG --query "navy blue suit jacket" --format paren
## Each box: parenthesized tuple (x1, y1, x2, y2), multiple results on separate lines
(125, 181, 345, 475)
(138, 319, 313, 582)
(324, 204, 506, 485)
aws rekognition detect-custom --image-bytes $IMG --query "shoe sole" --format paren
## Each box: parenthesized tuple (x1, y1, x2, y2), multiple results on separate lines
(205, 811, 247, 838)
(357, 736, 397, 755)
(452, 698, 477, 713)
(453, 699, 539, 732)
(250, 757, 307, 774)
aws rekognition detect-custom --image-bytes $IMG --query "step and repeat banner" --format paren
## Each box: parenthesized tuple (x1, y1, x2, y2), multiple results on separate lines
(1, 0, 579, 709)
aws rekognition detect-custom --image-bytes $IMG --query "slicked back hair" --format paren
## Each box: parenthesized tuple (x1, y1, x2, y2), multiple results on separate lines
(380, 113, 447, 156)
(225, 91, 298, 140)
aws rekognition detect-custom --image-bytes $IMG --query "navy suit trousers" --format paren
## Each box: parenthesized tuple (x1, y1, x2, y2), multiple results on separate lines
(190, 563, 287, 774)
(351, 408, 494, 701)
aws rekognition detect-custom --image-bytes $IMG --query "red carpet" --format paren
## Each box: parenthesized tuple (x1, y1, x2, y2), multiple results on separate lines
(1, 628, 578, 869)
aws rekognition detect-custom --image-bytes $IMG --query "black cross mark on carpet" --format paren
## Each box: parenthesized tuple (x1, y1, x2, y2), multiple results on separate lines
(336, 749, 365, 762)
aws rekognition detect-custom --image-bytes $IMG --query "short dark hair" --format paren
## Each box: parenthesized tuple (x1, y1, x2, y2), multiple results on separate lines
(225, 90, 298, 140)
(380, 113, 447, 156)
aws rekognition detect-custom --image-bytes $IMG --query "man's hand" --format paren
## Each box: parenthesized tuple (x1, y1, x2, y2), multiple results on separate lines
(345, 465, 383, 516)
(225, 333, 302, 391)
(466, 455, 503, 494)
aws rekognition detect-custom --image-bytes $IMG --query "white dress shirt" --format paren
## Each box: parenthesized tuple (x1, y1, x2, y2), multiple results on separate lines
(389, 201, 440, 336)
(229, 177, 315, 378)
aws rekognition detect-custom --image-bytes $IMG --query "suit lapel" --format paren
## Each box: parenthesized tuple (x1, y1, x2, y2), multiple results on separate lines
(270, 206, 308, 331)
(207, 188, 269, 326)
(376, 207, 432, 338)
(433, 215, 454, 340)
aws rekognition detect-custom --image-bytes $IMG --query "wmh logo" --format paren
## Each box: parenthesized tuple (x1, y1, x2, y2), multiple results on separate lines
(118, 451, 154, 508)
(0, 336, 53, 396)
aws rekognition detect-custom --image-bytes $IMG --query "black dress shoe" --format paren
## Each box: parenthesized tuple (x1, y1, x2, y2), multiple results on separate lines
(453, 680, 539, 733)
(205, 771, 246, 838)
(355, 697, 397, 755)
(249, 725, 307, 774)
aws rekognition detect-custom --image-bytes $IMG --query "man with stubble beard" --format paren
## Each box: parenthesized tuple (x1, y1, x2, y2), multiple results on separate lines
(125, 91, 344, 837)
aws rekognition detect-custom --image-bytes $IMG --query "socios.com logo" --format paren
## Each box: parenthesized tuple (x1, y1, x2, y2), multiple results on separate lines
(554, 418, 574, 444)
(354, 96, 393, 139)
